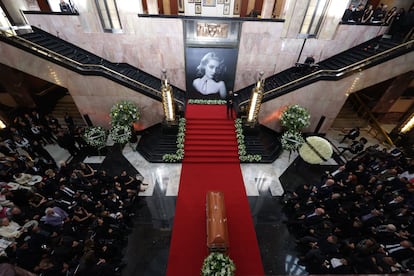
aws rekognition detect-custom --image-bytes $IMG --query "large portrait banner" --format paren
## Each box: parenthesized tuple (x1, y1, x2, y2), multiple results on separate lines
(185, 47, 238, 100)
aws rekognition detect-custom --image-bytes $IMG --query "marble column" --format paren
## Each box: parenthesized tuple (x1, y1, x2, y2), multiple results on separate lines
(146, 0, 159, 14)
(247, 0, 256, 16)
(261, 0, 276, 19)
(162, 0, 171, 15)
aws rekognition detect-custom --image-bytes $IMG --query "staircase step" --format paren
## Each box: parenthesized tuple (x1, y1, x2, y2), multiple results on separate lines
(185, 151, 238, 157)
(185, 139, 236, 146)
(185, 145, 237, 151)
(184, 156, 239, 163)
(185, 129, 235, 136)
(184, 135, 235, 142)
(186, 124, 235, 130)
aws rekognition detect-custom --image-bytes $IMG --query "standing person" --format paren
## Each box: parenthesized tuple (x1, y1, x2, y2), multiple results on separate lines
(192, 52, 227, 99)
(56, 130, 79, 157)
(340, 127, 360, 143)
(361, 5, 374, 23)
(342, 5, 354, 22)
(64, 112, 74, 133)
(226, 91, 234, 119)
(372, 4, 388, 22)
(59, 0, 72, 13)
(352, 4, 365, 22)
(384, 7, 398, 25)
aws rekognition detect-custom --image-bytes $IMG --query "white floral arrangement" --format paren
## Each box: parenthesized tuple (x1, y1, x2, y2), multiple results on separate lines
(234, 118, 262, 162)
(83, 126, 107, 149)
(109, 124, 131, 144)
(201, 252, 236, 276)
(281, 130, 305, 152)
(188, 99, 226, 105)
(110, 100, 140, 126)
(280, 104, 310, 131)
(299, 136, 333, 164)
(163, 118, 186, 162)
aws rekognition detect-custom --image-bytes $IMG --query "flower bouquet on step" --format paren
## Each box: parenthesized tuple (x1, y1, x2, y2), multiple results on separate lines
(201, 252, 236, 276)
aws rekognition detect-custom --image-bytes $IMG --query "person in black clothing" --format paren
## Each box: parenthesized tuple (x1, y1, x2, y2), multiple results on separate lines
(339, 137, 368, 156)
(340, 127, 360, 143)
(56, 130, 79, 157)
(352, 4, 365, 22)
(226, 91, 234, 119)
(64, 112, 75, 133)
(59, 0, 72, 13)
(342, 5, 354, 22)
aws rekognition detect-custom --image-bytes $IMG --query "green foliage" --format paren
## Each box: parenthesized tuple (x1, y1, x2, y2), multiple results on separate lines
(109, 125, 131, 144)
(162, 118, 186, 162)
(188, 99, 226, 105)
(201, 252, 236, 276)
(280, 104, 310, 131)
(110, 100, 140, 126)
(83, 126, 107, 149)
(280, 130, 305, 152)
(234, 118, 262, 162)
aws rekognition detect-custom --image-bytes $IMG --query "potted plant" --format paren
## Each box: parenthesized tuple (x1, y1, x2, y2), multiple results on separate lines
(201, 252, 236, 276)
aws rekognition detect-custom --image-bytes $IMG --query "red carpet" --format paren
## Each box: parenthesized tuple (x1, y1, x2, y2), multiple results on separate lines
(167, 104, 264, 275)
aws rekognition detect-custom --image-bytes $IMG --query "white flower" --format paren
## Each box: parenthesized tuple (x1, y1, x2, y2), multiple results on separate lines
(109, 125, 131, 144)
(280, 104, 310, 131)
(299, 136, 333, 164)
(281, 130, 304, 152)
(162, 117, 186, 162)
(110, 100, 140, 126)
(201, 252, 235, 276)
(83, 126, 107, 148)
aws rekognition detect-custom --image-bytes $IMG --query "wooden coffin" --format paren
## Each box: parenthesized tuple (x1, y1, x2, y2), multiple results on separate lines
(206, 191, 229, 252)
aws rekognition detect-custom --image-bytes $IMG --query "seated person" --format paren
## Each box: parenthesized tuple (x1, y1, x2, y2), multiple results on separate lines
(339, 137, 367, 156)
(0, 217, 38, 240)
(304, 56, 315, 66)
(340, 127, 360, 143)
(40, 206, 69, 228)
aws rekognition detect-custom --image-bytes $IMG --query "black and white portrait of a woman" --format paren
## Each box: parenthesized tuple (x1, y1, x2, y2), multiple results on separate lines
(186, 47, 237, 100)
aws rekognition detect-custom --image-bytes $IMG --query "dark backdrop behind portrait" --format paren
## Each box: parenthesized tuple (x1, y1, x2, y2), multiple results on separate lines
(185, 47, 238, 100)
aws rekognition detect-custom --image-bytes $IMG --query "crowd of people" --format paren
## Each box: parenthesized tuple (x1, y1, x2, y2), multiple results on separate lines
(283, 141, 414, 274)
(341, 3, 414, 40)
(0, 110, 145, 275)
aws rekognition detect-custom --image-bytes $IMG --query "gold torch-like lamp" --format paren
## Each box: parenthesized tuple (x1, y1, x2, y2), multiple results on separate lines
(246, 71, 265, 126)
(161, 69, 176, 124)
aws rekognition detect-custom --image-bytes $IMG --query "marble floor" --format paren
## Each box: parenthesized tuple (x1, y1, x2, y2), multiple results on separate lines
(44, 127, 389, 275)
